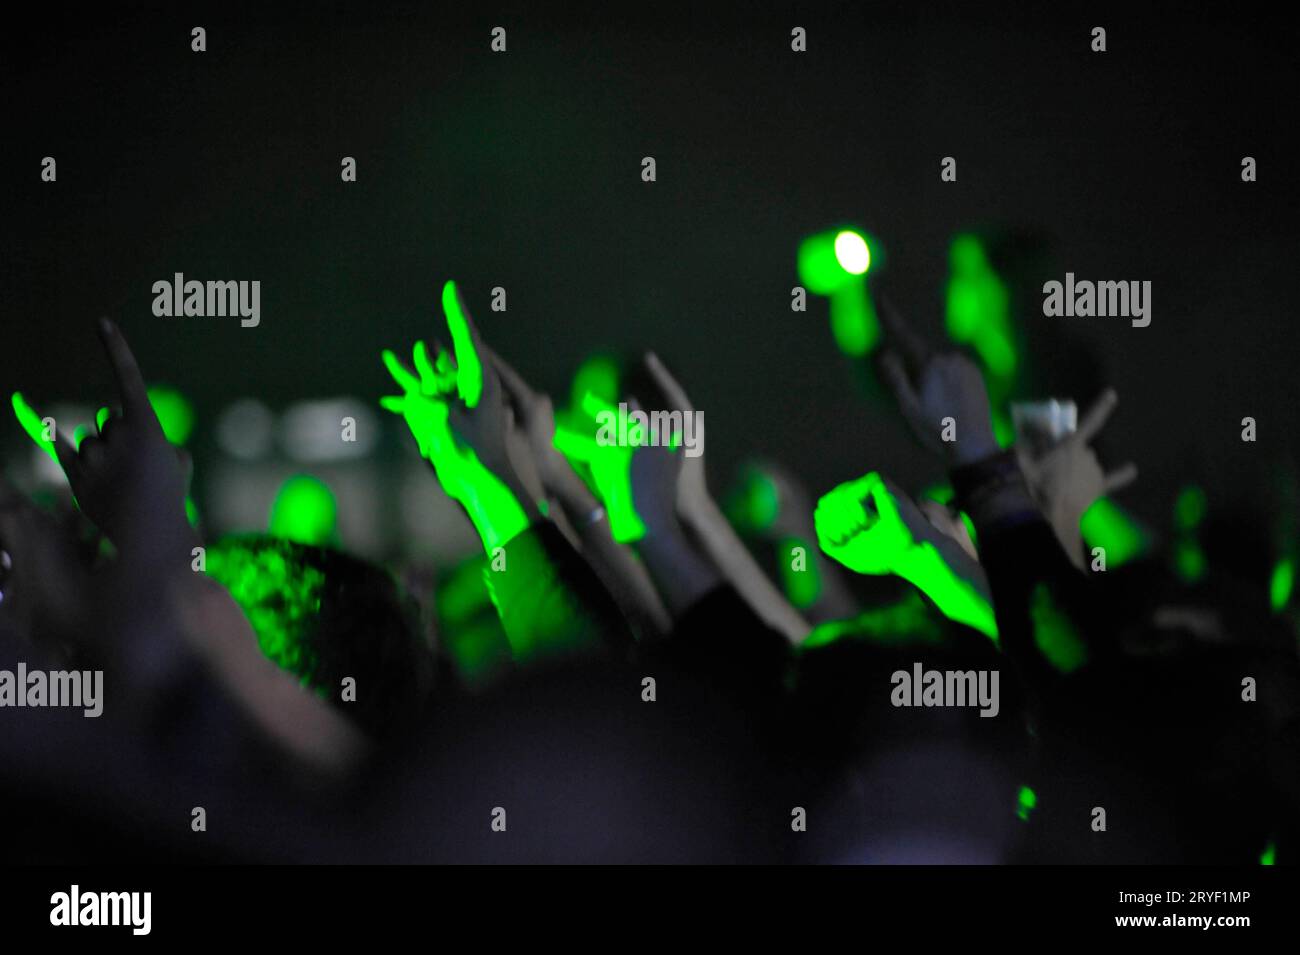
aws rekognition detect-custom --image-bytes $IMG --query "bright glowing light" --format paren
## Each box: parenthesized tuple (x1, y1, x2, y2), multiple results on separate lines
(834, 231, 871, 275)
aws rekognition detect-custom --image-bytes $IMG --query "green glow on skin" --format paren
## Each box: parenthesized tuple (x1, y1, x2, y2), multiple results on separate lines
(1270, 558, 1294, 613)
(554, 393, 647, 543)
(816, 472, 997, 639)
(436, 559, 512, 686)
(381, 344, 531, 553)
(1174, 485, 1207, 531)
(945, 234, 1016, 380)
(268, 474, 338, 547)
(1260, 841, 1276, 865)
(482, 528, 603, 663)
(442, 280, 483, 409)
(146, 385, 195, 445)
(918, 485, 979, 549)
(920, 484, 955, 505)
(570, 354, 621, 412)
(891, 543, 997, 638)
(441, 616, 512, 687)
(1017, 785, 1037, 822)
(802, 592, 942, 649)
(778, 536, 822, 609)
(816, 473, 913, 574)
(205, 537, 325, 689)
(11, 392, 56, 461)
(413, 340, 457, 395)
(1080, 497, 1147, 567)
(437, 559, 496, 624)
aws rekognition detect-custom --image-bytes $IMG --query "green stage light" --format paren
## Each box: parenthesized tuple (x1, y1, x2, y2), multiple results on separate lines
(11, 392, 56, 462)
(799, 228, 874, 293)
(834, 230, 871, 275)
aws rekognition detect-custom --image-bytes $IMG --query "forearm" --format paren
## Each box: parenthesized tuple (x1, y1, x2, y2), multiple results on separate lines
(950, 450, 1082, 679)
(637, 520, 724, 619)
(575, 513, 671, 638)
(170, 574, 367, 775)
(893, 541, 997, 640)
(549, 473, 671, 639)
(684, 498, 811, 644)
(484, 523, 634, 662)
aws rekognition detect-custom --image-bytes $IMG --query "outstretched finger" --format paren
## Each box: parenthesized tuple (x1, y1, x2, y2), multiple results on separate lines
(876, 295, 931, 378)
(878, 350, 921, 415)
(1103, 461, 1139, 494)
(643, 352, 693, 415)
(1076, 388, 1119, 445)
(52, 426, 85, 493)
(413, 340, 438, 392)
(487, 345, 538, 412)
(97, 318, 153, 420)
(442, 280, 484, 409)
(414, 341, 455, 397)
(553, 425, 596, 463)
(11, 392, 57, 462)
(382, 348, 422, 394)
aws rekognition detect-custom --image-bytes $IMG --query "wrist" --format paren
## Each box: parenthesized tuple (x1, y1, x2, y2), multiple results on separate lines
(459, 476, 533, 553)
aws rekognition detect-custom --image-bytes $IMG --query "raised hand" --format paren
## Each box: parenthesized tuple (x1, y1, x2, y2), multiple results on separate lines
(642, 352, 709, 518)
(815, 472, 916, 575)
(15, 319, 193, 558)
(876, 299, 1000, 466)
(490, 349, 673, 637)
(380, 281, 541, 552)
(556, 392, 647, 543)
(816, 471, 996, 638)
(1019, 389, 1138, 569)
(630, 352, 810, 642)
(488, 346, 591, 508)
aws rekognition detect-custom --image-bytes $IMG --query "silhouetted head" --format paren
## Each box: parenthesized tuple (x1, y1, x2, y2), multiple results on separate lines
(206, 533, 434, 737)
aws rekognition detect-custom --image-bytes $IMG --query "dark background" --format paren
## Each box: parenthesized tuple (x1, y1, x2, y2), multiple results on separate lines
(4, 1, 1297, 544)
